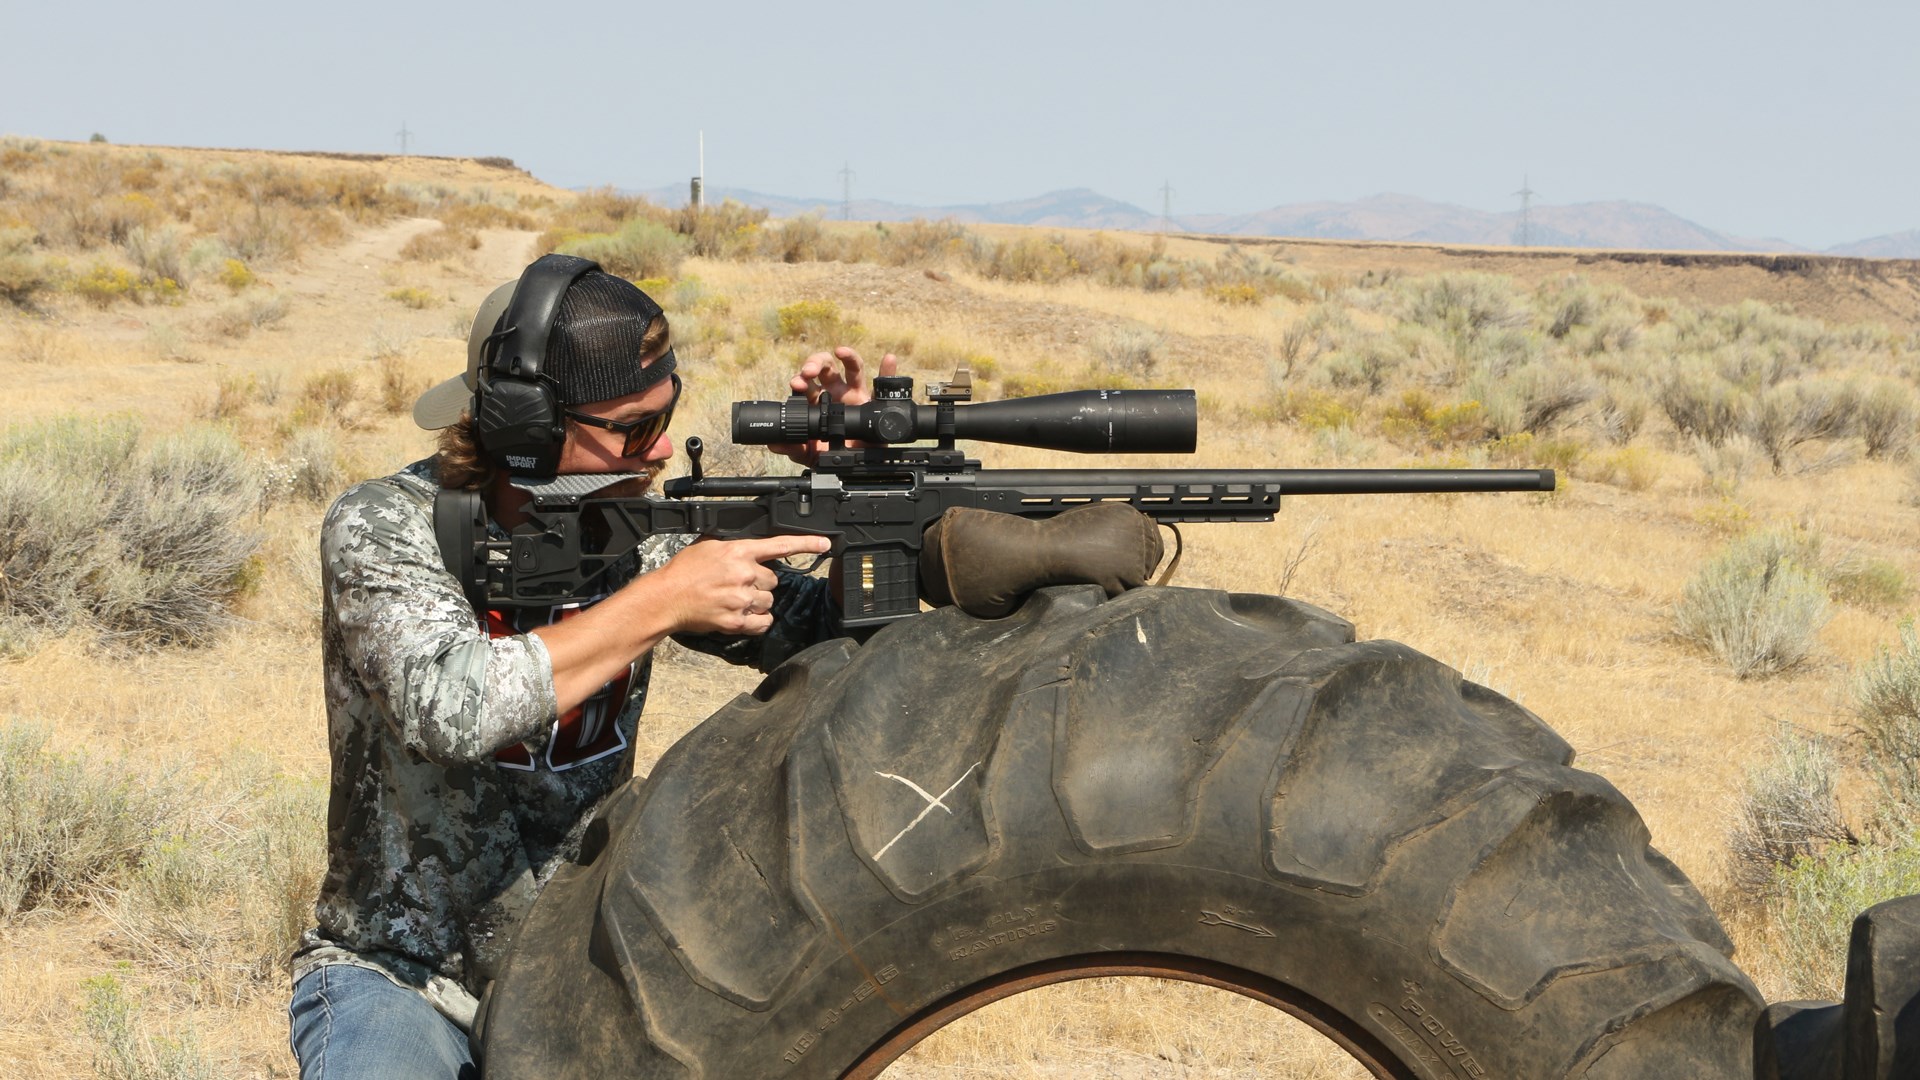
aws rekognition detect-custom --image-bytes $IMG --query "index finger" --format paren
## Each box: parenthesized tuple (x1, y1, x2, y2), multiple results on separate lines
(791, 351, 836, 397)
(736, 533, 833, 561)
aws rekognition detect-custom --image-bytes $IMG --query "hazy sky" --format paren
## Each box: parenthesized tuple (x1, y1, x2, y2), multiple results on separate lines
(5, 0, 1915, 248)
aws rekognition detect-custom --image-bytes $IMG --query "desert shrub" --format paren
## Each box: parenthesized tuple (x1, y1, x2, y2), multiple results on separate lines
(1745, 378, 1861, 471)
(378, 364, 427, 416)
(1726, 726, 1855, 899)
(1272, 388, 1359, 432)
(1657, 362, 1750, 445)
(1092, 326, 1165, 378)
(1486, 432, 1585, 471)
(677, 199, 767, 259)
(364, 322, 411, 363)
(299, 367, 359, 420)
(1768, 840, 1920, 1000)
(1829, 556, 1909, 610)
(261, 426, 347, 505)
(1855, 378, 1918, 459)
(217, 201, 304, 263)
(83, 973, 218, 1080)
(112, 770, 326, 990)
(1379, 390, 1487, 449)
(1474, 324, 1550, 381)
(1674, 527, 1830, 678)
(910, 338, 997, 382)
(1275, 304, 1350, 379)
(399, 224, 477, 262)
(8, 321, 65, 365)
(769, 299, 861, 344)
(978, 234, 1078, 284)
(1475, 360, 1594, 437)
(1397, 273, 1530, 347)
(874, 218, 971, 267)
(1711, 339, 1801, 391)
(1580, 446, 1661, 491)
(1195, 246, 1292, 301)
(758, 215, 835, 263)
(1739, 619, 1920, 1012)
(1575, 306, 1647, 357)
(122, 225, 191, 289)
(556, 217, 689, 279)
(215, 257, 255, 292)
(999, 368, 1071, 398)
(668, 276, 709, 311)
(204, 373, 257, 420)
(1692, 434, 1764, 494)
(1319, 332, 1410, 396)
(320, 172, 420, 224)
(1593, 384, 1649, 444)
(0, 419, 263, 649)
(72, 261, 141, 307)
(206, 294, 289, 338)
(1206, 283, 1261, 306)
(385, 285, 440, 309)
(0, 722, 185, 921)
(439, 200, 537, 232)
(548, 186, 662, 237)
(1075, 234, 1165, 288)
(1540, 278, 1603, 339)
(0, 226, 52, 306)
(1311, 422, 1379, 462)
(1853, 620, 1920, 823)
(146, 324, 195, 364)
(1718, 300, 1834, 371)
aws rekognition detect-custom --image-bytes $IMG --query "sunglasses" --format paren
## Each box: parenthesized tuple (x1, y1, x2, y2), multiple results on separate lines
(564, 373, 682, 458)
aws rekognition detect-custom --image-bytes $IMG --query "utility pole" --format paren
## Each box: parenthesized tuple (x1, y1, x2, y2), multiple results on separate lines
(1513, 175, 1536, 247)
(395, 122, 412, 157)
(691, 131, 704, 210)
(839, 162, 855, 221)
(1160, 180, 1174, 233)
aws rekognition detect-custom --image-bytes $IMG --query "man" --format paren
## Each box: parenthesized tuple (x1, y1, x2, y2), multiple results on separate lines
(288, 255, 886, 1079)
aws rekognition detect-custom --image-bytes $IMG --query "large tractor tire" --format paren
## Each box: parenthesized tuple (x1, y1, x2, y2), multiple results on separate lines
(475, 585, 1769, 1079)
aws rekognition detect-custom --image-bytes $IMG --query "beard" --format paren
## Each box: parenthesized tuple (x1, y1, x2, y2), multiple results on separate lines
(593, 462, 667, 499)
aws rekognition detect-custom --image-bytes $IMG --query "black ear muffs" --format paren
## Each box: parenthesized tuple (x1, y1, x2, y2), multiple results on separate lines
(473, 253, 601, 478)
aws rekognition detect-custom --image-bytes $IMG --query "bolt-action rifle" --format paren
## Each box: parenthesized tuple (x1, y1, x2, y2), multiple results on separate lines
(434, 369, 1555, 630)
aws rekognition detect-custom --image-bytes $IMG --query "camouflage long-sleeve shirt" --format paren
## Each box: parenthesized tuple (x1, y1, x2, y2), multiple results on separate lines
(292, 460, 836, 1027)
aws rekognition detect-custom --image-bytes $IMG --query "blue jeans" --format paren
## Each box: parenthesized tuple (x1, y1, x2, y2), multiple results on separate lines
(288, 964, 477, 1080)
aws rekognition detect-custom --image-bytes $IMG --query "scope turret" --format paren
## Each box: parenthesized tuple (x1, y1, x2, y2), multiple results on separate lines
(732, 384, 1197, 455)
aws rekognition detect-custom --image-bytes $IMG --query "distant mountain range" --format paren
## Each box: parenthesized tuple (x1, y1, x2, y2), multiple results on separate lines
(629, 183, 1920, 258)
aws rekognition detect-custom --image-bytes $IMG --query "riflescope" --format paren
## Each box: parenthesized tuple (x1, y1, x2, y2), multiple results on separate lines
(732, 377, 1197, 454)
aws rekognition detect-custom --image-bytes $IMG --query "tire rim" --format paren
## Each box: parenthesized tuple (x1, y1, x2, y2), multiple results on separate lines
(840, 951, 1415, 1079)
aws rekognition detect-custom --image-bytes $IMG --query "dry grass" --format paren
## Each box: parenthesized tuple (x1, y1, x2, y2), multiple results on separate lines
(887, 978, 1373, 1079)
(1, 139, 1918, 1076)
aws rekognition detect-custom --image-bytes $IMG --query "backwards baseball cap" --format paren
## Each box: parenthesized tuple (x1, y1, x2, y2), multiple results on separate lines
(413, 266, 675, 430)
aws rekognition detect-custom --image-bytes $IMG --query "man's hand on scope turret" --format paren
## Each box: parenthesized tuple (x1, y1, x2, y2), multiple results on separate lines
(772, 346, 900, 466)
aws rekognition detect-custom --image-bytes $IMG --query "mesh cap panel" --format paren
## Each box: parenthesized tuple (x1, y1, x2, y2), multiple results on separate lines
(547, 271, 673, 406)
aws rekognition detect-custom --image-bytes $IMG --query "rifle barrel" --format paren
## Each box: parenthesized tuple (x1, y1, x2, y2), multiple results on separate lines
(971, 468, 1555, 495)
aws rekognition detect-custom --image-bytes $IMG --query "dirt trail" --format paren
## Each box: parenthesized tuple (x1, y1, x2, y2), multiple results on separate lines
(250, 218, 539, 378)
(281, 218, 536, 314)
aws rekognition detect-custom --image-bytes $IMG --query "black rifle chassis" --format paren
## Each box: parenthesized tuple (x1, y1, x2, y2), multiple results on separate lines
(438, 380, 1554, 630)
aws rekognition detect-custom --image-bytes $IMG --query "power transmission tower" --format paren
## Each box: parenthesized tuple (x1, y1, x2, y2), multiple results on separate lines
(1160, 180, 1174, 233)
(1513, 175, 1536, 247)
(839, 162, 855, 221)
(396, 122, 412, 157)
